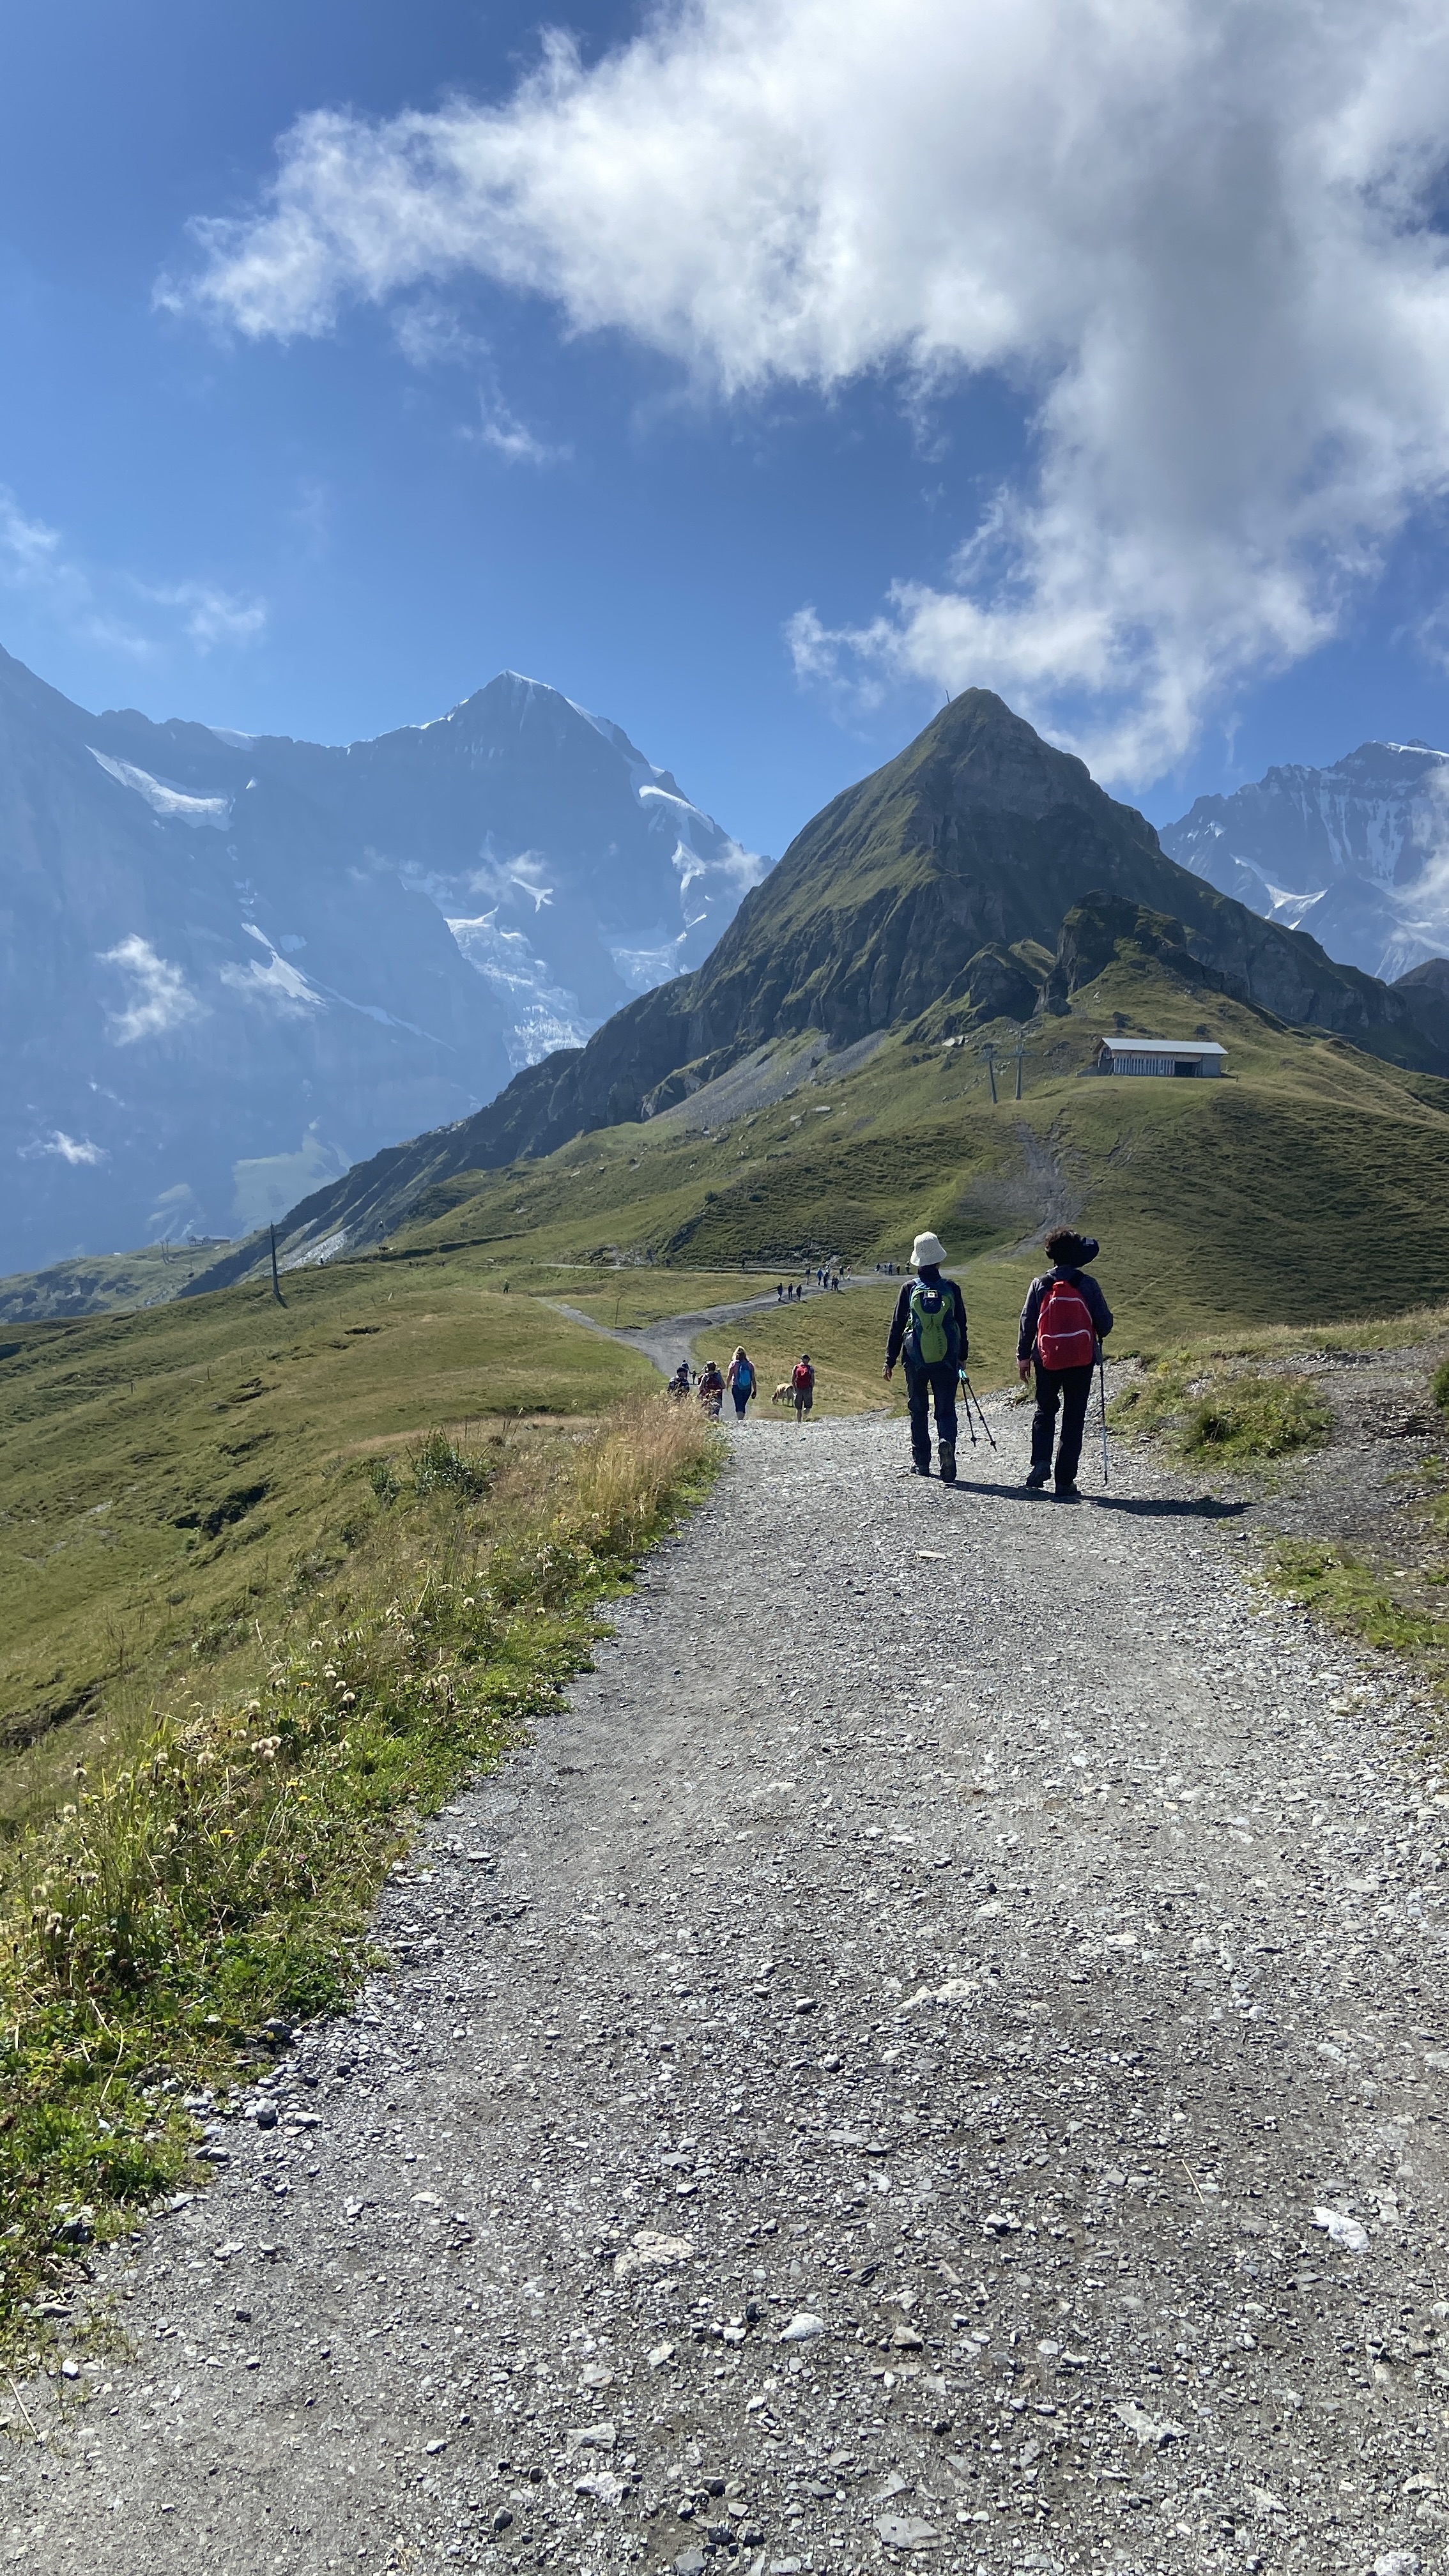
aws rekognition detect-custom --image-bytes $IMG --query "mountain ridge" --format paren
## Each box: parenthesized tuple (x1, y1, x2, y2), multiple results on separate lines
(1162, 735, 1449, 981)
(0, 647, 763, 1273)
(183, 689, 1449, 1293)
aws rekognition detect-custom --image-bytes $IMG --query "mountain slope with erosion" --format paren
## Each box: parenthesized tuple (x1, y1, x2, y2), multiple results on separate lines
(1162, 735, 1449, 981)
(188, 692, 1449, 1282)
(0, 648, 762, 1273)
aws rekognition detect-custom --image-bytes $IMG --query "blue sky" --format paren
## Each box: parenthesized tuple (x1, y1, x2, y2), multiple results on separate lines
(3, 0, 1449, 864)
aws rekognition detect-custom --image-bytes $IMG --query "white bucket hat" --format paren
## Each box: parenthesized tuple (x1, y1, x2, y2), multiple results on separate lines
(910, 1231, 947, 1268)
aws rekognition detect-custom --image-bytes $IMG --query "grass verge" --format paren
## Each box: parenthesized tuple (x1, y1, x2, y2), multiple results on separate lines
(0, 1393, 716, 2364)
(1263, 1539, 1449, 1698)
(1110, 1358, 1333, 1465)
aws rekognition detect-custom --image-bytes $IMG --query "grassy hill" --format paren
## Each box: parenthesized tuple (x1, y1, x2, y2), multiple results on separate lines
(0, 1240, 227, 1323)
(0, 1257, 658, 1839)
(385, 949, 1449, 1346)
(20, 933, 1444, 1835)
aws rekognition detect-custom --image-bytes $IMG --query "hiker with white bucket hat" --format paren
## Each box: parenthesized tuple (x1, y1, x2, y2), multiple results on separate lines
(883, 1230, 970, 1480)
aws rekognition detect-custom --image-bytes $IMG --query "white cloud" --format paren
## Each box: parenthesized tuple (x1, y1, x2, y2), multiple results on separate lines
(100, 934, 206, 1043)
(19, 1129, 107, 1167)
(169, 0, 1449, 781)
(0, 486, 150, 656)
(389, 300, 564, 461)
(464, 392, 565, 467)
(0, 483, 266, 663)
(139, 579, 268, 650)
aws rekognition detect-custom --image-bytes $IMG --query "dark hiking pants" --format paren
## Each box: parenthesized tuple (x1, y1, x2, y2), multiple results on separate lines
(905, 1358, 958, 1471)
(1032, 1360, 1094, 1485)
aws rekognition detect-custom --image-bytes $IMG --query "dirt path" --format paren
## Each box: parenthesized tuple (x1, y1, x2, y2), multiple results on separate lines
(12, 1407, 1448, 2576)
(550, 1278, 878, 1379)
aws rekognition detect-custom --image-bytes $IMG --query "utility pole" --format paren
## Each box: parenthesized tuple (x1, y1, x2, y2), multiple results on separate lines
(269, 1223, 285, 1305)
(1008, 1027, 1030, 1100)
(980, 1039, 999, 1105)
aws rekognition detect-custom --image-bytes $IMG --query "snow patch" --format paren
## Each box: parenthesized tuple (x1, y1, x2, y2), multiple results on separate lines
(221, 930, 325, 1017)
(89, 747, 231, 829)
(446, 913, 592, 1066)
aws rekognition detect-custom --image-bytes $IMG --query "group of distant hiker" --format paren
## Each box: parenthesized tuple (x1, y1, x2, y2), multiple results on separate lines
(884, 1224, 1112, 1496)
(668, 1222, 1110, 1489)
(670, 1347, 814, 1422)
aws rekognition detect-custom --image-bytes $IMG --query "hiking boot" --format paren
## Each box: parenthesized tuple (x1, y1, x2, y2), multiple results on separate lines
(911, 1460, 931, 1476)
(1054, 1479, 1080, 1499)
(938, 1445, 956, 1483)
(1025, 1465, 1050, 1490)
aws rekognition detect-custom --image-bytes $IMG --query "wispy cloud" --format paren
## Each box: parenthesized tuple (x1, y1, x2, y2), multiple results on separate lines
(137, 579, 268, 650)
(392, 293, 487, 369)
(19, 1128, 107, 1167)
(0, 483, 266, 663)
(0, 486, 150, 656)
(390, 294, 564, 464)
(463, 392, 567, 468)
(167, 0, 1449, 784)
(100, 935, 206, 1043)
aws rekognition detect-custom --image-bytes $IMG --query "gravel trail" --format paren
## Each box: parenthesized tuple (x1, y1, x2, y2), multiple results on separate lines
(549, 1278, 875, 1379)
(12, 1408, 1449, 2576)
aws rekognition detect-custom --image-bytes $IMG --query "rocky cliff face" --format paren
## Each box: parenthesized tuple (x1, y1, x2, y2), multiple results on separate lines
(187, 692, 1449, 1287)
(1162, 738, 1449, 982)
(0, 650, 762, 1274)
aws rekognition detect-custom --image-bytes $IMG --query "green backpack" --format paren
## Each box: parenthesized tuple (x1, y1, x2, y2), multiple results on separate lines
(907, 1278, 957, 1366)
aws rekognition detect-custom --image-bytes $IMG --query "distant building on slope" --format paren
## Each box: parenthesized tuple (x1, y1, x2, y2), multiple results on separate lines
(1094, 1036, 1226, 1078)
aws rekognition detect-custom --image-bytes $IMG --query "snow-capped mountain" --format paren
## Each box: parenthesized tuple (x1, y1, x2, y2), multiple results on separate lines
(0, 648, 765, 1275)
(1162, 739, 1449, 982)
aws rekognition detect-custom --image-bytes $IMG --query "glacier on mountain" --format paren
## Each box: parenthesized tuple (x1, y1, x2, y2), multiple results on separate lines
(0, 649, 768, 1273)
(1162, 739, 1449, 981)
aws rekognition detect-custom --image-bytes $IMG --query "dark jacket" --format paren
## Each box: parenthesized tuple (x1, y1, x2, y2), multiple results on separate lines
(886, 1268, 969, 1368)
(1018, 1266, 1113, 1367)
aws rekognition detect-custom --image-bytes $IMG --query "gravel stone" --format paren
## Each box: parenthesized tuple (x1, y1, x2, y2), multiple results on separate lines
(10, 1407, 1448, 2572)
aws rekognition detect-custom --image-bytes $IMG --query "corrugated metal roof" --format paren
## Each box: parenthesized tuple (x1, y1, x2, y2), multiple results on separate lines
(1100, 1036, 1225, 1055)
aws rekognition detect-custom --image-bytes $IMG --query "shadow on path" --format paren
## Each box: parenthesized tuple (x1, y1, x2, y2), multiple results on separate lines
(940, 1479, 1250, 1519)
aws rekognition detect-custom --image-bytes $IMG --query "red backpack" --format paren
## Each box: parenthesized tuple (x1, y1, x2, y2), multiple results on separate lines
(1036, 1275, 1097, 1370)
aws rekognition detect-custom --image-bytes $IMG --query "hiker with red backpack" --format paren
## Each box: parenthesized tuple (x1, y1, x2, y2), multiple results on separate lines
(791, 1354, 815, 1421)
(883, 1230, 970, 1481)
(1017, 1228, 1113, 1497)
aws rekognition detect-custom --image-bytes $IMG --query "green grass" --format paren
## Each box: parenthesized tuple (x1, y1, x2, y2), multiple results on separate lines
(0, 1243, 225, 1324)
(0, 1392, 717, 2356)
(0, 1252, 657, 1842)
(1110, 1358, 1334, 1464)
(1264, 1540, 1449, 1696)
(385, 958, 1449, 1355)
(546, 1267, 794, 1328)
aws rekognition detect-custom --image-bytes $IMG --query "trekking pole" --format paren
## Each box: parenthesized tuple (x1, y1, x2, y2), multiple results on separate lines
(960, 1373, 998, 1450)
(956, 1368, 977, 1445)
(1098, 1352, 1110, 1487)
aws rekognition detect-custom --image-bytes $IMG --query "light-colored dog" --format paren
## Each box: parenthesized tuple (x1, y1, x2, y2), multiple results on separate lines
(770, 1381, 794, 1406)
